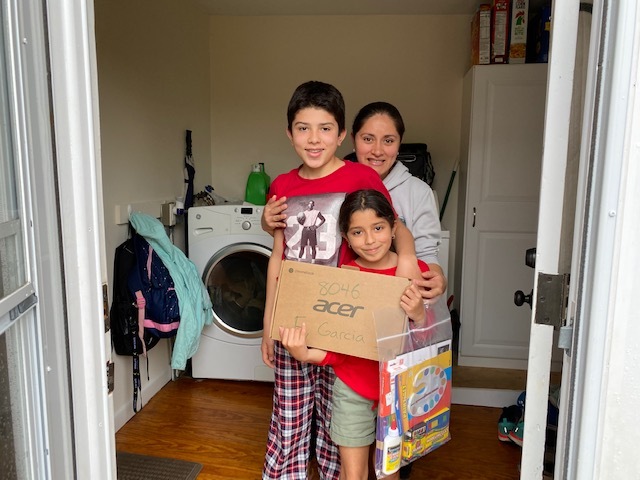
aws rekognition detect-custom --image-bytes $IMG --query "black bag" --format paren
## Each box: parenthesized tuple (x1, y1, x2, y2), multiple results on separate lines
(345, 143, 435, 186)
(109, 237, 160, 356)
(396, 143, 435, 186)
(109, 235, 160, 413)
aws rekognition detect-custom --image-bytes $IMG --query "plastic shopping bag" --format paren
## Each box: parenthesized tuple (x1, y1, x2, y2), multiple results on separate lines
(373, 295, 453, 478)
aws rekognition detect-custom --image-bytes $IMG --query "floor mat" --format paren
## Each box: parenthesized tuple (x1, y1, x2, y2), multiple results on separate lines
(116, 452, 202, 480)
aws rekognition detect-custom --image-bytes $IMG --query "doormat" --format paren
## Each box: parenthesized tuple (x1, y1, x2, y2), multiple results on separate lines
(116, 451, 202, 480)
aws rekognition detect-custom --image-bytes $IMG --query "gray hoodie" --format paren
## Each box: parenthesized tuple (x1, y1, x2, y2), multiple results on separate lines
(384, 161, 442, 265)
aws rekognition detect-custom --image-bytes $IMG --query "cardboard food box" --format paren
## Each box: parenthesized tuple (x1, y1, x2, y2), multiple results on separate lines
(270, 260, 410, 361)
(491, 0, 510, 64)
(509, 0, 529, 64)
(471, 4, 491, 65)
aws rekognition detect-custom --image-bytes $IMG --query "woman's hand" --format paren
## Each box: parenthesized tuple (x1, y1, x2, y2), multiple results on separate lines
(261, 195, 288, 235)
(415, 264, 447, 300)
(401, 283, 427, 325)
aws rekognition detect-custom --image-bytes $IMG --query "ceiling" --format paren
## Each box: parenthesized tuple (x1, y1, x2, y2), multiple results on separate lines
(194, 0, 482, 16)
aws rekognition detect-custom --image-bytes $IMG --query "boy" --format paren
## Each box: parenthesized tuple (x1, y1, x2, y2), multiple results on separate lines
(262, 81, 418, 480)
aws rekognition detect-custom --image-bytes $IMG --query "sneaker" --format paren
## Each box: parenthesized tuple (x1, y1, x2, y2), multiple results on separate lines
(508, 420, 524, 447)
(498, 405, 522, 442)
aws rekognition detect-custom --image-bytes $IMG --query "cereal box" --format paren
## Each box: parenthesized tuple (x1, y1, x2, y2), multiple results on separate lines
(471, 4, 491, 65)
(509, 0, 529, 63)
(491, 0, 510, 64)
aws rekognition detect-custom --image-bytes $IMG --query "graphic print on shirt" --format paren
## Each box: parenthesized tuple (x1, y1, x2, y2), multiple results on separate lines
(284, 192, 346, 267)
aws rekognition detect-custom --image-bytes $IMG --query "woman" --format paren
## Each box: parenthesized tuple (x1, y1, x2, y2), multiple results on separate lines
(350, 101, 446, 299)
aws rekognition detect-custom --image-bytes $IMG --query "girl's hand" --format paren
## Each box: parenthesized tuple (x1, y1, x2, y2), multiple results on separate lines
(401, 283, 427, 325)
(279, 324, 310, 362)
(261, 195, 288, 235)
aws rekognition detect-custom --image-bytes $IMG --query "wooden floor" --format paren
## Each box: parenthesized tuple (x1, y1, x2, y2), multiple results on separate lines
(116, 377, 522, 479)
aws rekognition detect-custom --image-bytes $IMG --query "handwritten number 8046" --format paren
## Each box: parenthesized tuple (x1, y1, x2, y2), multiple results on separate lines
(318, 282, 361, 299)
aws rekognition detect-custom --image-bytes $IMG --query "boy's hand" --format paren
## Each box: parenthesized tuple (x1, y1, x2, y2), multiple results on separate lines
(261, 195, 288, 235)
(261, 333, 275, 368)
(401, 283, 427, 325)
(279, 324, 310, 362)
(415, 267, 447, 300)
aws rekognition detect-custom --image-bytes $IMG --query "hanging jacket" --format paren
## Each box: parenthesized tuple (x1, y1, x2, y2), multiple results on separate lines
(129, 212, 213, 369)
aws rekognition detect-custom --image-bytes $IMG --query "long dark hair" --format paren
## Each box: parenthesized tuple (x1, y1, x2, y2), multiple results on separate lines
(351, 101, 405, 140)
(338, 189, 395, 234)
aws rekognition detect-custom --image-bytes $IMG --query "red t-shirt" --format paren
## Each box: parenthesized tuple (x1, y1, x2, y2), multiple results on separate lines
(320, 259, 430, 401)
(269, 161, 392, 267)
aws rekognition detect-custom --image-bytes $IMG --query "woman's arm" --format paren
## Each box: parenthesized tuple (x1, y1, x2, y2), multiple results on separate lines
(261, 229, 285, 368)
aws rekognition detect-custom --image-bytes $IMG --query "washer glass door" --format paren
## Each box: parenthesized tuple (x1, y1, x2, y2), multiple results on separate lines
(204, 243, 270, 338)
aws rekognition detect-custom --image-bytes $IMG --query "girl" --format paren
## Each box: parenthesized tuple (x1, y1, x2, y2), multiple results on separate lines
(279, 189, 430, 480)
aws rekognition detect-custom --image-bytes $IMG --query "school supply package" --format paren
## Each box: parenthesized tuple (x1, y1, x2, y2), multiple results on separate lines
(374, 295, 453, 478)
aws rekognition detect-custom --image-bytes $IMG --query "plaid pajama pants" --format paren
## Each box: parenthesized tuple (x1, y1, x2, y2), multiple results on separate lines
(263, 341, 340, 479)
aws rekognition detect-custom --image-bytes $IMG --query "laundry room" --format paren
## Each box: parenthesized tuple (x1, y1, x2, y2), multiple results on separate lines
(96, 0, 474, 432)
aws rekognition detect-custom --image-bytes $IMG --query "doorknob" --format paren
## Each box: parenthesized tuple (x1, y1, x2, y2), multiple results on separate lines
(525, 247, 536, 268)
(514, 289, 533, 308)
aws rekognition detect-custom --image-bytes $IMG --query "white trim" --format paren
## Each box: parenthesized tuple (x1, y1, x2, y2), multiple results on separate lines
(46, 1, 114, 478)
(521, 1, 581, 478)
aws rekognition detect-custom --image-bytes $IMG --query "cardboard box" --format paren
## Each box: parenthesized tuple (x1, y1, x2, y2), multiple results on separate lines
(509, 0, 529, 63)
(270, 260, 410, 361)
(491, 0, 510, 64)
(471, 4, 491, 65)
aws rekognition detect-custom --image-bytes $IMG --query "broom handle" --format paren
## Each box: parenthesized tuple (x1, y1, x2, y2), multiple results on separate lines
(439, 161, 459, 221)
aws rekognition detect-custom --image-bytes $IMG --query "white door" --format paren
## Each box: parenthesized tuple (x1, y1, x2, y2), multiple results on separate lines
(457, 64, 547, 369)
(1, 0, 74, 477)
(1, 1, 115, 479)
(519, 1, 639, 478)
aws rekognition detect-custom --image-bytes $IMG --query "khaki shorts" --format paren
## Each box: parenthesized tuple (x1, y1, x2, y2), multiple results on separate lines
(330, 377, 376, 447)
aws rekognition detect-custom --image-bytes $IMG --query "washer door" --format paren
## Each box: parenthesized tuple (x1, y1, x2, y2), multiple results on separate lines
(203, 243, 270, 338)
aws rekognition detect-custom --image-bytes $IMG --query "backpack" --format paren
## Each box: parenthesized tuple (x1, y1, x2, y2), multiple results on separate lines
(109, 232, 180, 412)
(109, 237, 160, 357)
(128, 233, 181, 341)
(396, 143, 435, 186)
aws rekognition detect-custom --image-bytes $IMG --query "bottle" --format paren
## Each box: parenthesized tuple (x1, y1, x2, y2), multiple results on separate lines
(245, 164, 268, 205)
(382, 415, 402, 475)
(259, 162, 271, 190)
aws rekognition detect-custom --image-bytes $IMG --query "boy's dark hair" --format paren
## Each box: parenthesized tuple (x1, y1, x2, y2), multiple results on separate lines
(287, 81, 346, 133)
(339, 189, 395, 234)
(351, 101, 405, 140)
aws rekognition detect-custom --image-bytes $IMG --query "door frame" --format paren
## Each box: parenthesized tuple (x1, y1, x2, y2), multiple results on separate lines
(46, 1, 114, 478)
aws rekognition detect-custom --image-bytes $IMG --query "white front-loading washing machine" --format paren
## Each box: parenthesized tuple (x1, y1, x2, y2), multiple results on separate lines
(188, 204, 274, 382)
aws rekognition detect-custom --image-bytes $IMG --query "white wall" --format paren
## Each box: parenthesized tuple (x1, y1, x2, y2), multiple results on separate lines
(95, 0, 211, 430)
(209, 14, 470, 284)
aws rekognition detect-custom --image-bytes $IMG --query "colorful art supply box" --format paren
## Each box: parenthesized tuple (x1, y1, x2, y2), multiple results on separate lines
(270, 260, 410, 361)
(376, 339, 452, 477)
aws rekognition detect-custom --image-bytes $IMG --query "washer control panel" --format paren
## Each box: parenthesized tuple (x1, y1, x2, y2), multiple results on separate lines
(230, 205, 263, 234)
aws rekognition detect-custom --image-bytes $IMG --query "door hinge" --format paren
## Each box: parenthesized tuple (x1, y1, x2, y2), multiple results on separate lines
(557, 325, 574, 356)
(107, 361, 115, 394)
(534, 273, 570, 328)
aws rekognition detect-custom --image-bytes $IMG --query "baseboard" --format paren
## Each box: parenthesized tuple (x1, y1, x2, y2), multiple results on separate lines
(452, 387, 521, 408)
(114, 371, 171, 432)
